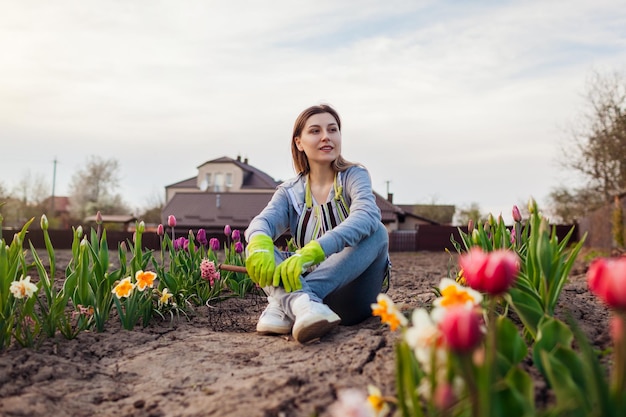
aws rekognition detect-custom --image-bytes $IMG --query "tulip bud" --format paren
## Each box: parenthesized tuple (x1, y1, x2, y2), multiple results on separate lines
(587, 257, 626, 310)
(137, 221, 145, 233)
(471, 229, 480, 244)
(224, 224, 232, 236)
(96, 211, 103, 225)
(467, 219, 474, 233)
(167, 215, 177, 228)
(439, 306, 483, 353)
(196, 229, 207, 246)
(40, 214, 49, 231)
(232, 229, 241, 242)
(528, 197, 537, 214)
(156, 224, 164, 236)
(76, 226, 83, 238)
(488, 213, 495, 227)
(209, 238, 220, 252)
(459, 248, 519, 295)
(512, 205, 522, 223)
(235, 241, 244, 254)
(434, 383, 456, 411)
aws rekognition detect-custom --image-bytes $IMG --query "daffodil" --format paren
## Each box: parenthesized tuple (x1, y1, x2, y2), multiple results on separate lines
(159, 288, 174, 307)
(367, 385, 389, 417)
(371, 293, 407, 331)
(135, 270, 157, 291)
(9, 276, 38, 299)
(112, 277, 135, 298)
(434, 278, 483, 310)
(405, 308, 446, 370)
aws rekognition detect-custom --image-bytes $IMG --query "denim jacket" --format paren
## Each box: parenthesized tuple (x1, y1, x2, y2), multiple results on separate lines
(245, 165, 383, 256)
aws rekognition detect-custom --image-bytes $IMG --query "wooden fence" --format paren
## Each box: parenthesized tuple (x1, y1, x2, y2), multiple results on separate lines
(4, 224, 579, 253)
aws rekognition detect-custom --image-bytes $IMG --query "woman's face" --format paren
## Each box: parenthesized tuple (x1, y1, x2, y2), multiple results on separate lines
(294, 112, 342, 167)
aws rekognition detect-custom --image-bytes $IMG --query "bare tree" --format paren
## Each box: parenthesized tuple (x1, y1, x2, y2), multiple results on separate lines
(68, 156, 129, 221)
(559, 69, 626, 205)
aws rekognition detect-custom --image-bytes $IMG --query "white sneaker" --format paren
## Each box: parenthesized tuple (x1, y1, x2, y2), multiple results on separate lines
(256, 299, 293, 335)
(291, 294, 341, 344)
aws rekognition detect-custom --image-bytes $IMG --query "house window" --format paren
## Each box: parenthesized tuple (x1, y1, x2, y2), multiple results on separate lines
(225, 172, 233, 188)
(214, 173, 223, 192)
(205, 173, 212, 186)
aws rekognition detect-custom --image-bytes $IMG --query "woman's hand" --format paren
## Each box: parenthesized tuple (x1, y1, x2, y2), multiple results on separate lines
(273, 240, 325, 292)
(245, 234, 276, 287)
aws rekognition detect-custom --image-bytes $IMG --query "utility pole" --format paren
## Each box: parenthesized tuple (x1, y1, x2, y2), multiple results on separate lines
(51, 157, 57, 215)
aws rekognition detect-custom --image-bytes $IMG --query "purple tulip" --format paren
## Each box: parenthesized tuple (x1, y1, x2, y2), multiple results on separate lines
(173, 237, 189, 251)
(196, 229, 208, 246)
(232, 229, 241, 242)
(209, 238, 220, 252)
(224, 225, 232, 236)
(235, 241, 244, 254)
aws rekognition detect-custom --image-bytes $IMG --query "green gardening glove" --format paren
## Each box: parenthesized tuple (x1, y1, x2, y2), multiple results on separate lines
(245, 234, 276, 287)
(273, 240, 325, 292)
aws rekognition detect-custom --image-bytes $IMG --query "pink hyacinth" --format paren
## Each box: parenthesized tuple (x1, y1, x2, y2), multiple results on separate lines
(200, 259, 220, 286)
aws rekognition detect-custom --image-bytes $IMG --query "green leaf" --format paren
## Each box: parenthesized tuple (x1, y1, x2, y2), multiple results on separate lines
(507, 288, 545, 339)
(495, 316, 527, 368)
(533, 317, 573, 380)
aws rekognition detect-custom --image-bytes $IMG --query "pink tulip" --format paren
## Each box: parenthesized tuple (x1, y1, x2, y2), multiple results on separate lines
(434, 383, 456, 411)
(587, 257, 626, 310)
(167, 215, 177, 228)
(439, 306, 483, 353)
(224, 225, 232, 236)
(512, 205, 522, 222)
(459, 248, 519, 295)
(610, 314, 624, 344)
(156, 224, 164, 236)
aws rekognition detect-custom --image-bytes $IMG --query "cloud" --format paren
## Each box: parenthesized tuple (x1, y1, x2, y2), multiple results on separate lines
(1, 0, 625, 223)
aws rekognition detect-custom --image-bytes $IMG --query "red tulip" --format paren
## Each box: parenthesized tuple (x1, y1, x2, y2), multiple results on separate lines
(439, 306, 483, 353)
(459, 248, 519, 295)
(587, 257, 626, 310)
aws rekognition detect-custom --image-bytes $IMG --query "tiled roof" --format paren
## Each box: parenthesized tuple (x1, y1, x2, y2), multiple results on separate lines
(374, 192, 405, 224)
(161, 192, 276, 229)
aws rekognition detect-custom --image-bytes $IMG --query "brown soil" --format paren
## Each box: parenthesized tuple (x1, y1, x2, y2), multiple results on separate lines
(0, 251, 611, 417)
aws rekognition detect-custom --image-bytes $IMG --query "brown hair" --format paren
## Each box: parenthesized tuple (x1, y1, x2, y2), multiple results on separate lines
(291, 104, 356, 175)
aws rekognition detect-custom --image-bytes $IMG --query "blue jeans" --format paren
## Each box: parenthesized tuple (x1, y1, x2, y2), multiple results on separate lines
(266, 222, 389, 325)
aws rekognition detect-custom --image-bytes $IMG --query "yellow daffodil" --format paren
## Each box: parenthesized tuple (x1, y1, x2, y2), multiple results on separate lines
(112, 277, 135, 298)
(434, 278, 482, 310)
(159, 288, 174, 307)
(135, 270, 157, 291)
(9, 276, 38, 299)
(367, 385, 389, 417)
(371, 293, 408, 331)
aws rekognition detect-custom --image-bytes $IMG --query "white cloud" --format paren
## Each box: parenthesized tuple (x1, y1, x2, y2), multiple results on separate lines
(1, 0, 625, 223)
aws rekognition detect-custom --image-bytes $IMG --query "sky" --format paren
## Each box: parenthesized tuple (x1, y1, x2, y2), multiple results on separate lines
(1, 0, 625, 224)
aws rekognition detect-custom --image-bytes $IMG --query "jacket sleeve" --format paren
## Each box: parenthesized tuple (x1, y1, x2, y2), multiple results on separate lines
(316, 166, 383, 255)
(244, 186, 292, 242)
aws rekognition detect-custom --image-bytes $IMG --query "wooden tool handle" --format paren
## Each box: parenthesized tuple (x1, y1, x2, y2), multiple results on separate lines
(218, 264, 248, 274)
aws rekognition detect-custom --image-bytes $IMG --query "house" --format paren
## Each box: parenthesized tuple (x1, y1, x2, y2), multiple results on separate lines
(40, 196, 72, 229)
(162, 155, 431, 234)
(578, 192, 626, 250)
(162, 156, 281, 231)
